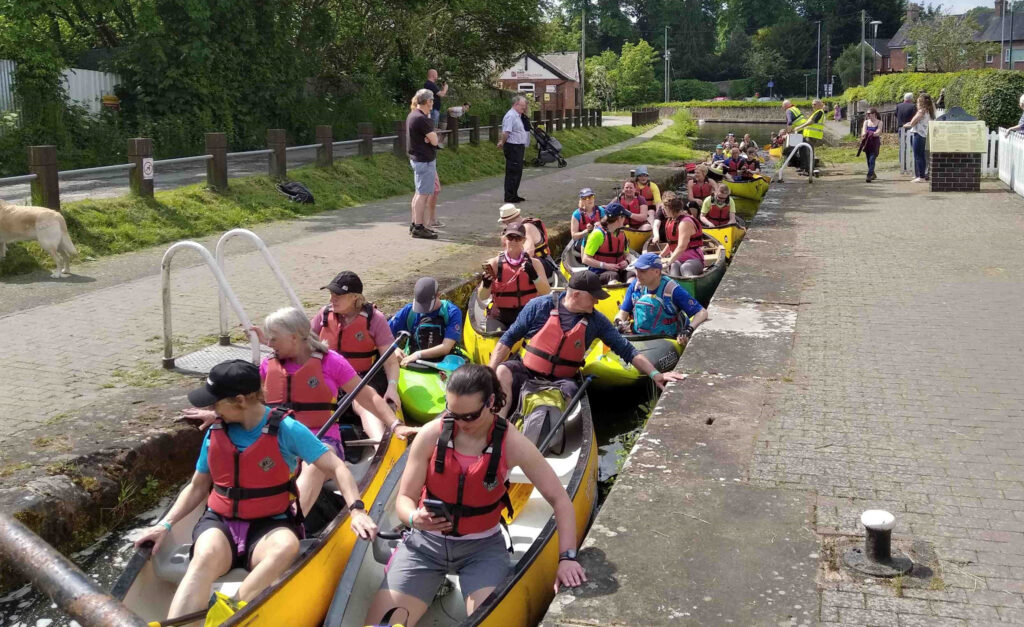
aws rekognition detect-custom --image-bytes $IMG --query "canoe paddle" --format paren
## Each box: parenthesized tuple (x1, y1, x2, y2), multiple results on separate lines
(411, 353, 467, 372)
(537, 376, 595, 454)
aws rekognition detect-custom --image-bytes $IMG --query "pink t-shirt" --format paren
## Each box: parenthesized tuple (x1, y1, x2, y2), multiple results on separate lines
(259, 349, 358, 399)
(312, 305, 395, 350)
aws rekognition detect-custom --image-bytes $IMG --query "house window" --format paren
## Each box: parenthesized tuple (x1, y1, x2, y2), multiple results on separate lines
(1007, 48, 1012, 63)
(987, 52, 995, 63)
(517, 83, 535, 93)
(906, 53, 913, 67)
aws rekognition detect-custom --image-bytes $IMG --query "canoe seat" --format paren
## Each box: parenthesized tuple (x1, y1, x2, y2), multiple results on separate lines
(153, 539, 317, 584)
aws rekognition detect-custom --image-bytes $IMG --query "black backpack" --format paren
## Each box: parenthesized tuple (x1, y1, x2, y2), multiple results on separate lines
(277, 181, 314, 204)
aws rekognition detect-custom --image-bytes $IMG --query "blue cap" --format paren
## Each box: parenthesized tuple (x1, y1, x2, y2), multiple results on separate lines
(630, 252, 663, 270)
(635, 165, 649, 176)
(716, 144, 724, 149)
(579, 187, 595, 198)
(604, 201, 631, 219)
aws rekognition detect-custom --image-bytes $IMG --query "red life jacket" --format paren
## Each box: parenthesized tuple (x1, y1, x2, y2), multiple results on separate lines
(664, 216, 680, 254)
(683, 214, 703, 252)
(577, 208, 602, 230)
(522, 297, 589, 378)
(637, 182, 655, 203)
(207, 407, 297, 520)
(490, 253, 538, 310)
(263, 352, 336, 431)
(592, 227, 626, 264)
(690, 179, 713, 203)
(318, 304, 379, 375)
(422, 416, 513, 536)
(705, 201, 731, 226)
(620, 195, 646, 224)
(522, 218, 551, 258)
(743, 159, 760, 171)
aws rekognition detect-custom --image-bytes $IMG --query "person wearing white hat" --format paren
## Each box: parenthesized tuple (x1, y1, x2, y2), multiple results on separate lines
(497, 203, 557, 281)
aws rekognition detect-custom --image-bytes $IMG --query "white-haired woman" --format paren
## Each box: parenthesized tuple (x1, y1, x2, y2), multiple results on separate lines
(1004, 94, 1024, 135)
(183, 307, 412, 516)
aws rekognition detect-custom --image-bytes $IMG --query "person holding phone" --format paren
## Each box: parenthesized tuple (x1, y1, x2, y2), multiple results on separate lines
(477, 222, 551, 327)
(363, 364, 586, 626)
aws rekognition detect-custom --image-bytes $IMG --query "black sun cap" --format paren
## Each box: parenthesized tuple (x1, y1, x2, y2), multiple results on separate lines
(568, 271, 610, 300)
(187, 360, 261, 407)
(322, 271, 363, 295)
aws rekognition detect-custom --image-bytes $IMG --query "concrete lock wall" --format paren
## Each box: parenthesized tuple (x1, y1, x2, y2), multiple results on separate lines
(665, 106, 787, 124)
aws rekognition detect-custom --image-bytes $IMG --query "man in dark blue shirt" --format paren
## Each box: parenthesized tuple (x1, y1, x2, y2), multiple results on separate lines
(488, 271, 684, 416)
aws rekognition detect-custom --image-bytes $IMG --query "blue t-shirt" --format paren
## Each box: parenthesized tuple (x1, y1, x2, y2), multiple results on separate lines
(389, 300, 463, 343)
(711, 152, 725, 163)
(499, 293, 638, 364)
(196, 407, 329, 474)
(620, 277, 704, 322)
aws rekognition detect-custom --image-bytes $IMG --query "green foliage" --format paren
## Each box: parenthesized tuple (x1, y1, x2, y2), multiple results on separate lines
(649, 99, 828, 108)
(596, 110, 703, 164)
(585, 50, 620, 110)
(728, 79, 759, 99)
(906, 15, 998, 72)
(615, 41, 660, 107)
(0, 125, 642, 276)
(841, 70, 1024, 128)
(744, 44, 787, 86)
(671, 79, 719, 101)
(835, 43, 875, 93)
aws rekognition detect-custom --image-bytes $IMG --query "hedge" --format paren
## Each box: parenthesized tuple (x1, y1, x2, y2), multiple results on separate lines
(840, 69, 1024, 128)
(641, 99, 836, 109)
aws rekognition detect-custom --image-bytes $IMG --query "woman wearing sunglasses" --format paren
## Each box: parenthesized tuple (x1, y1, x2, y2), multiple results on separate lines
(478, 221, 552, 327)
(363, 364, 586, 626)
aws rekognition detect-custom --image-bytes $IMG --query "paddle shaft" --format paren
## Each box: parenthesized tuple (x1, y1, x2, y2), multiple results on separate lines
(154, 607, 209, 627)
(316, 331, 409, 439)
(538, 376, 595, 453)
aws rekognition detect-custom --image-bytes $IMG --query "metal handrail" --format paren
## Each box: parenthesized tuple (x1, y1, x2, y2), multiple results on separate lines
(57, 163, 135, 179)
(774, 142, 815, 184)
(0, 173, 37, 185)
(372, 135, 399, 142)
(161, 240, 260, 369)
(332, 139, 361, 147)
(226, 148, 274, 158)
(153, 154, 213, 167)
(285, 143, 323, 152)
(215, 229, 304, 345)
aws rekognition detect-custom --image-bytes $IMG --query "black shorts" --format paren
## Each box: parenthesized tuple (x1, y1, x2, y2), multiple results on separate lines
(191, 509, 302, 571)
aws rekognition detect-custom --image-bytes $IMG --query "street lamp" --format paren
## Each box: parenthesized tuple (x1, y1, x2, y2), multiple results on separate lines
(861, 12, 883, 85)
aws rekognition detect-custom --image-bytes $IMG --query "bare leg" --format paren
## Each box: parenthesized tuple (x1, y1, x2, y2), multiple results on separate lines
(166, 529, 233, 624)
(352, 400, 386, 441)
(495, 364, 514, 418)
(412, 193, 427, 225)
(238, 527, 299, 601)
(364, 589, 430, 627)
(296, 461, 327, 517)
(426, 193, 438, 226)
(465, 586, 498, 616)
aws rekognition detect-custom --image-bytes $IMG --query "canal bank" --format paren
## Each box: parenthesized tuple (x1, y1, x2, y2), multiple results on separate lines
(545, 168, 1024, 625)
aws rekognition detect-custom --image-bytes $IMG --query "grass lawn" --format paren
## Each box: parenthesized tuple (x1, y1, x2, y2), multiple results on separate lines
(595, 111, 704, 165)
(1, 124, 648, 277)
(816, 143, 899, 165)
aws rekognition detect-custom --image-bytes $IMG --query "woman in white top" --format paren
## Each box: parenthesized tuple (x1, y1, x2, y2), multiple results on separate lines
(902, 93, 936, 183)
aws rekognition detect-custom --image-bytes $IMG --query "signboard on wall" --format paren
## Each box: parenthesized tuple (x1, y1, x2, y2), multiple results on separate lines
(929, 121, 987, 153)
(543, 93, 551, 101)
(546, 85, 557, 93)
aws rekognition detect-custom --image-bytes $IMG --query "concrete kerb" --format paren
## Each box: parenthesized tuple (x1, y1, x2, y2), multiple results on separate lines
(0, 165, 685, 592)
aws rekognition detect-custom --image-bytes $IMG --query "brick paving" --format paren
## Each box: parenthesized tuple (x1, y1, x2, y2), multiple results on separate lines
(751, 173, 1024, 624)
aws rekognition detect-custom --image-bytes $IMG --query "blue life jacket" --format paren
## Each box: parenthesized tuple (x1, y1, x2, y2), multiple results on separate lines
(406, 301, 452, 351)
(632, 277, 688, 336)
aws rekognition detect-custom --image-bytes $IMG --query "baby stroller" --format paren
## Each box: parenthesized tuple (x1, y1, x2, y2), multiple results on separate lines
(531, 124, 567, 168)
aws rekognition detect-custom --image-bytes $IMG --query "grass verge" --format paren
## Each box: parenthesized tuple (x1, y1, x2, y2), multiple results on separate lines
(595, 110, 704, 165)
(816, 141, 898, 165)
(1, 124, 648, 277)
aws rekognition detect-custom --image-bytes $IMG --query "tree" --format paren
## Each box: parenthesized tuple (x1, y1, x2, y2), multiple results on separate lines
(907, 15, 998, 72)
(744, 39, 787, 87)
(615, 40, 660, 106)
(585, 50, 619, 109)
(834, 42, 874, 92)
(671, 78, 719, 101)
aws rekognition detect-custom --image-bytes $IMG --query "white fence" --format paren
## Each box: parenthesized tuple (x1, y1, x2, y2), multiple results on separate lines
(0, 60, 120, 114)
(899, 127, 1000, 177)
(997, 127, 1024, 197)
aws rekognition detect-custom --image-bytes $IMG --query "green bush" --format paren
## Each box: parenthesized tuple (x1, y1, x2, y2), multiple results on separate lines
(671, 79, 719, 101)
(644, 99, 834, 109)
(840, 69, 1024, 128)
(728, 79, 758, 99)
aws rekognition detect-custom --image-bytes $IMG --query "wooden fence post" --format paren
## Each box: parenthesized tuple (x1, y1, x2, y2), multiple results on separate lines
(127, 138, 154, 198)
(394, 120, 407, 158)
(205, 133, 228, 191)
(267, 129, 287, 178)
(469, 115, 480, 145)
(447, 114, 459, 150)
(489, 114, 500, 144)
(316, 125, 333, 167)
(556, 110, 564, 132)
(358, 123, 374, 157)
(545, 110, 554, 134)
(596, 109, 603, 127)
(28, 146, 60, 210)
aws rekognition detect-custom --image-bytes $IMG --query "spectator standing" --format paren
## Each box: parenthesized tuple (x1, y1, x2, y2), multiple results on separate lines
(423, 69, 448, 129)
(406, 89, 440, 240)
(902, 93, 936, 183)
(833, 104, 842, 122)
(497, 96, 530, 203)
(895, 92, 917, 169)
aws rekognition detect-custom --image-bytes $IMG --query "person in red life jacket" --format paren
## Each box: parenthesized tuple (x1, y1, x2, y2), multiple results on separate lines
(617, 180, 651, 230)
(478, 221, 551, 327)
(488, 271, 685, 417)
(311, 271, 402, 420)
(496, 203, 557, 281)
(633, 165, 663, 211)
(582, 202, 634, 284)
(686, 164, 717, 209)
(742, 146, 761, 172)
(614, 253, 708, 346)
(700, 184, 737, 228)
(569, 187, 605, 251)
(657, 195, 706, 277)
(363, 365, 586, 626)
(722, 146, 750, 180)
(135, 360, 377, 622)
(651, 190, 678, 248)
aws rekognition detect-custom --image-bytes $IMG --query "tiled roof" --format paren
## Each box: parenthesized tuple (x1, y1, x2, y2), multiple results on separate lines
(539, 52, 580, 82)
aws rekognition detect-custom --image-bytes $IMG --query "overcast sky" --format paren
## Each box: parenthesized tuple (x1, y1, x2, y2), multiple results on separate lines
(937, 0, 996, 12)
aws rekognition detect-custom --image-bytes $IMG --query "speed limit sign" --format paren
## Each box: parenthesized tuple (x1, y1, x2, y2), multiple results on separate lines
(142, 157, 154, 180)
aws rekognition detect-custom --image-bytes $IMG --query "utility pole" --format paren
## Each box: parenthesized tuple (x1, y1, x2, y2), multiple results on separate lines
(816, 21, 822, 98)
(860, 9, 866, 86)
(580, 4, 585, 111)
(1011, 3, 1016, 70)
(664, 26, 670, 102)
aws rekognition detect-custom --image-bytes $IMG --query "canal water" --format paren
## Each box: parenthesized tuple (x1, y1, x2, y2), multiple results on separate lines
(693, 121, 776, 154)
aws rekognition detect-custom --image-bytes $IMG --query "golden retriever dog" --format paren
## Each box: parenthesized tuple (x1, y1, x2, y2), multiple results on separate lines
(0, 199, 77, 278)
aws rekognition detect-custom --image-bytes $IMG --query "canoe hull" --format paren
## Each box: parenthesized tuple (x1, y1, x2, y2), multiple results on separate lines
(559, 245, 634, 320)
(724, 176, 770, 201)
(703, 222, 747, 261)
(622, 227, 652, 253)
(582, 336, 682, 388)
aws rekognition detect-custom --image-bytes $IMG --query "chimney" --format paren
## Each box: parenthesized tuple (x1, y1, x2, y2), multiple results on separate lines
(907, 3, 922, 23)
(996, 0, 1006, 17)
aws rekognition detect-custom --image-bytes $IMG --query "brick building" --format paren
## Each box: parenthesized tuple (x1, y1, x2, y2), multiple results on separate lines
(497, 52, 580, 113)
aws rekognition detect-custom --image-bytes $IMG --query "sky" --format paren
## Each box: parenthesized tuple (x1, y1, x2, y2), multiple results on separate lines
(937, 0, 996, 12)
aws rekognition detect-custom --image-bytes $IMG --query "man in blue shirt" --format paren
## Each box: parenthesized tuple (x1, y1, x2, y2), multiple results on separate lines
(615, 253, 708, 347)
(497, 96, 530, 203)
(390, 277, 463, 367)
(489, 271, 685, 416)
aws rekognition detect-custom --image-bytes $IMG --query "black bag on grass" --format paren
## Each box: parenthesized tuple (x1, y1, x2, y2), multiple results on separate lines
(277, 181, 314, 204)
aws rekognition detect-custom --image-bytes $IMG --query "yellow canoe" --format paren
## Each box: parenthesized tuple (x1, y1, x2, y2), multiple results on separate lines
(463, 288, 523, 366)
(724, 175, 770, 201)
(702, 218, 747, 261)
(115, 426, 408, 626)
(582, 334, 683, 388)
(559, 244, 634, 320)
(622, 226, 653, 253)
(768, 146, 783, 160)
(324, 390, 599, 626)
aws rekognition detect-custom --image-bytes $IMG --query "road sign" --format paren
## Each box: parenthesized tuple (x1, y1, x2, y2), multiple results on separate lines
(767, 80, 774, 88)
(142, 158, 154, 180)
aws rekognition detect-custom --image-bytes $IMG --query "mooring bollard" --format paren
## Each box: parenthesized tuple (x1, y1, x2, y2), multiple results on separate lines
(843, 510, 913, 577)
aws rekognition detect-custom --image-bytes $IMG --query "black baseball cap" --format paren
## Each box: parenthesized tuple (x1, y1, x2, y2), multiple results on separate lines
(322, 270, 363, 295)
(187, 360, 262, 407)
(568, 271, 610, 300)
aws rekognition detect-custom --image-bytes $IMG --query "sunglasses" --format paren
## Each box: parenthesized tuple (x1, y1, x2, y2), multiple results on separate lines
(505, 234, 524, 241)
(444, 403, 488, 422)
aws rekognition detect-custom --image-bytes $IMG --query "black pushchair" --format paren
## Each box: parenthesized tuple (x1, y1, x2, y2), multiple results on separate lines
(530, 124, 567, 168)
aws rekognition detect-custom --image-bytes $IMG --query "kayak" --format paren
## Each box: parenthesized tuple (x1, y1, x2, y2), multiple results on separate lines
(643, 236, 727, 308)
(112, 423, 408, 627)
(323, 386, 599, 627)
(724, 174, 770, 201)
(397, 351, 468, 424)
(463, 288, 522, 366)
(702, 216, 747, 261)
(559, 243, 637, 320)
(769, 146, 783, 160)
(622, 226, 653, 253)
(582, 333, 683, 388)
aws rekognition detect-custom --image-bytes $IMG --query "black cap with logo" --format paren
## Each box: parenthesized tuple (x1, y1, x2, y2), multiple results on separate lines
(321, 271, 363, 295)
(187, 360, 262, 407)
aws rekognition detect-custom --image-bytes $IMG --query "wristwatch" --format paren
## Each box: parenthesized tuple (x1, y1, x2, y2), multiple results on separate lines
(559, 549, 579, 562)
(348, 500, 366, 513)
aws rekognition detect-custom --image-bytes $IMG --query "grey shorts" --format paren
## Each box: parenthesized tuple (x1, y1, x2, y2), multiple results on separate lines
(381, 529, 512, 604)
(410, 159, 438, 195)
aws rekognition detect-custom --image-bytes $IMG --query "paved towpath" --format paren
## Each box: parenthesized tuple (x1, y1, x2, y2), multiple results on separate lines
(547, 163, 1024, 625)
(0, 121, 666, 454)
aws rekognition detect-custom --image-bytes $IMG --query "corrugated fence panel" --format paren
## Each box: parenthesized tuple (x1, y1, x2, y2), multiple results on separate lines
(62, 68, 120, 114)
(0, 59, 16, 112)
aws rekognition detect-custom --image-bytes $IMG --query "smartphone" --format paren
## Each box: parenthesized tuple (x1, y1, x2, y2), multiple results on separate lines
(422, 498, 452, 522)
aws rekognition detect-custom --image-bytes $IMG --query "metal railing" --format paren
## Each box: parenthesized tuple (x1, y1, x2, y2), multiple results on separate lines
(774, 142, 815, 184)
